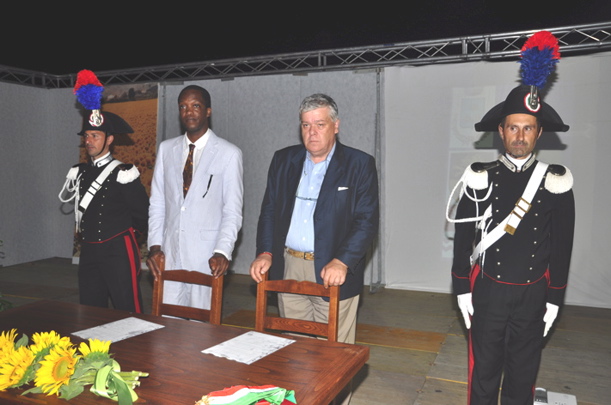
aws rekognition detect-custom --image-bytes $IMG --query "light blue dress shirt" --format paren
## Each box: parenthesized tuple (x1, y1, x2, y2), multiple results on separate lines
(285, 143, 336, 252)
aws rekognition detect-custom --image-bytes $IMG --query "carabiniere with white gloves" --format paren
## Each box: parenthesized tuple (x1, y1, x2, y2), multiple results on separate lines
(446, 31, 575, 405)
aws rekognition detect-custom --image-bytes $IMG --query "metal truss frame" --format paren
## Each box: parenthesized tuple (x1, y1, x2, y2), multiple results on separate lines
(2, 22, 610, 89)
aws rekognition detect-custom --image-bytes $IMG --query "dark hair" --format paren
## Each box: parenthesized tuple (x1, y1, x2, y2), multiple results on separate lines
(179, 85, 211, 108)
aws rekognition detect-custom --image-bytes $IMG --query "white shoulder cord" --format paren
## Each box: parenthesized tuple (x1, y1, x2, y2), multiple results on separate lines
(445, 170, 493, 224)
(58, 172, 81, 203)
(58, 170, 82, 232)
(446, 168, 494, 270)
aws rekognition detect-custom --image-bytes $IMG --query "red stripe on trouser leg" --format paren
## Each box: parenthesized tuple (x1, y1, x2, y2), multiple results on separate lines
(123, 229, 142, 314)
(468, 329, 474, 405)
(470, 264, 480, 291)
(467, 263, 479, 404)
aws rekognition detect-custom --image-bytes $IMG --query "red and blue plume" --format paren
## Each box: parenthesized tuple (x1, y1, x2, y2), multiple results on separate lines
(520, 31, 561, 89)
(73, 70, 104, 110)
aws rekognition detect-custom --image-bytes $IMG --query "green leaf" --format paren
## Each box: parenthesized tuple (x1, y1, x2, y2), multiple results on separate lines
(14, 333, 29, 348)
(59, 379, 85, 400)
(90, 365, 138, 404)
(21, 386, 43, 396)
(111, 370, 137, 405)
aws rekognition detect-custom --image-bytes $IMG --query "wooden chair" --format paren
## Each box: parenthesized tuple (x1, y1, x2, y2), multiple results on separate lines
(151, 254, 223, 324)
(255, 271, 340, 342)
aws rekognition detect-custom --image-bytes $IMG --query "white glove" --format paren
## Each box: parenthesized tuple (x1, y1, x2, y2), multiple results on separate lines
(543, 302, 559, 337)
(457, 293, 474, 329)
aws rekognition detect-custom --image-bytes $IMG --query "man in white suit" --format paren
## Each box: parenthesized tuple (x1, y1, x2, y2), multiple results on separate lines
(147, 85, 243, 309)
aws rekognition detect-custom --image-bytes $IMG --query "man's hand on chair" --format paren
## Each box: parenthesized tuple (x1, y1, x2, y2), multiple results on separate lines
(249, 253, 272, 283)
(321, 258, 348, 288)
(209, 253, 229, 278)
(146, 245, 164, 280)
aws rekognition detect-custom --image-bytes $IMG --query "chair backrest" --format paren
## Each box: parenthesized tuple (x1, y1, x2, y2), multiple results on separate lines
(255, 272, 340, 342)
(151, 255, 223, 325)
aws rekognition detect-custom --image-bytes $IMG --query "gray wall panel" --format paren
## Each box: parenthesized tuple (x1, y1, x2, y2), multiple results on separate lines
(0, 84, 77, 266)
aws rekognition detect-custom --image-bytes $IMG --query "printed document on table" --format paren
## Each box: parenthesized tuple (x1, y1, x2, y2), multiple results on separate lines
(202, 331, 295, 364)
(72, 317, 165, 342)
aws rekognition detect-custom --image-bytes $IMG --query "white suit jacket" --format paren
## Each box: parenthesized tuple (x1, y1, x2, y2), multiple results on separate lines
(148, 130, 243, 308)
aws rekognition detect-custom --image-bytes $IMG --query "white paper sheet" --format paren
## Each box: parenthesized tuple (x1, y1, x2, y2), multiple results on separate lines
(72, 317, 165, 342)
(202, 331, 295, 364)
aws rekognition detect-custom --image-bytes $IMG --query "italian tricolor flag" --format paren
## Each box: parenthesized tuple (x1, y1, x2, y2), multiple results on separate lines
(196, 385, 297, 405)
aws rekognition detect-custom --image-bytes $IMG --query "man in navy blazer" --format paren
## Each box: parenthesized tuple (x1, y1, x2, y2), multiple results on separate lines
(249, 93, 379, 345)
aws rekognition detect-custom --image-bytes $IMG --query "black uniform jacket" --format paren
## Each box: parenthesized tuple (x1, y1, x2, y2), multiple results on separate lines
(451, 155, 575, 306)
(75, 158, 149, 243)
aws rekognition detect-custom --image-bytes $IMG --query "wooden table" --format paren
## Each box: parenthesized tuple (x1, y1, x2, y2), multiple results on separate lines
(0, 300, 368, 405)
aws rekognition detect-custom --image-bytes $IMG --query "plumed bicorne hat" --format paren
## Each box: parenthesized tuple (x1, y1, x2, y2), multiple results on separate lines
(74, 70, 133, 136)
(475, 31, 569, 133)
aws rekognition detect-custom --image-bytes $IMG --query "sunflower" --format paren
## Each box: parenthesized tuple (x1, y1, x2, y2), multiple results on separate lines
(0, 345, 35, 391)
(0, 329, 17, 349)
(29, 331, 71, 357)
(34, 345, 80, 396)
(78, 338, 112, 369)
(0, 329, 18, 360)
(78, 339, 110, 358)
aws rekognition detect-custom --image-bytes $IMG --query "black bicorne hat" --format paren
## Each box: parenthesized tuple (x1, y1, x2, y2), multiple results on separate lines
(77, 110, 134, 135)
(474, 85, 569, 132)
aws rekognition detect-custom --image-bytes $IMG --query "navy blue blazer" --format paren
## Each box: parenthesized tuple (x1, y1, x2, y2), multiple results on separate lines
(256, 141, 379, 300)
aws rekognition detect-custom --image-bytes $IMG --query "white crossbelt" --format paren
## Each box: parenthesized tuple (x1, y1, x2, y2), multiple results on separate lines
(470, 161, 548, 266)
(76, 160, 122, 230)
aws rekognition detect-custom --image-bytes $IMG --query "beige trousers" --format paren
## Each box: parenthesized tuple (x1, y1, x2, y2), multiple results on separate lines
(278, 250, 360, 344)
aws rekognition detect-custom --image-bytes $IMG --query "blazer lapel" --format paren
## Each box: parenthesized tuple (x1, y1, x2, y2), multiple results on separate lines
(172, 137, 185, 193)
(181, 131, 220, 202)
(195, 131, 218, 178)
(316, 142, 345, 212)
(288, 148, 306, 197)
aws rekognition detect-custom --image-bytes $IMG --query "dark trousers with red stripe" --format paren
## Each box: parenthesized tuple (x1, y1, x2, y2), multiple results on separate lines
(78, 229, 143, 313)
(468, 274, 547, 405)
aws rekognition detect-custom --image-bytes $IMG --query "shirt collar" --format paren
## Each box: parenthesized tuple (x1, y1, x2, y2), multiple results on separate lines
(306, 141, 336, 165)
(184, 129, 210, 149)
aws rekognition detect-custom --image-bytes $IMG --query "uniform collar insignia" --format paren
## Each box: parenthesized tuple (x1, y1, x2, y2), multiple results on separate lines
(499, 154, 536, 173)
(92, 153, 114, 168)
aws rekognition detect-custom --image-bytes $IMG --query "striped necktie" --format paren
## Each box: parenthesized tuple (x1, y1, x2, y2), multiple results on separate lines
(183, 143, 195, 197)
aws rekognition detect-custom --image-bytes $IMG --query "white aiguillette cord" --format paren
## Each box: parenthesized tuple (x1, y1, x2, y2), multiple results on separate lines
(58, 160, 122, 232)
